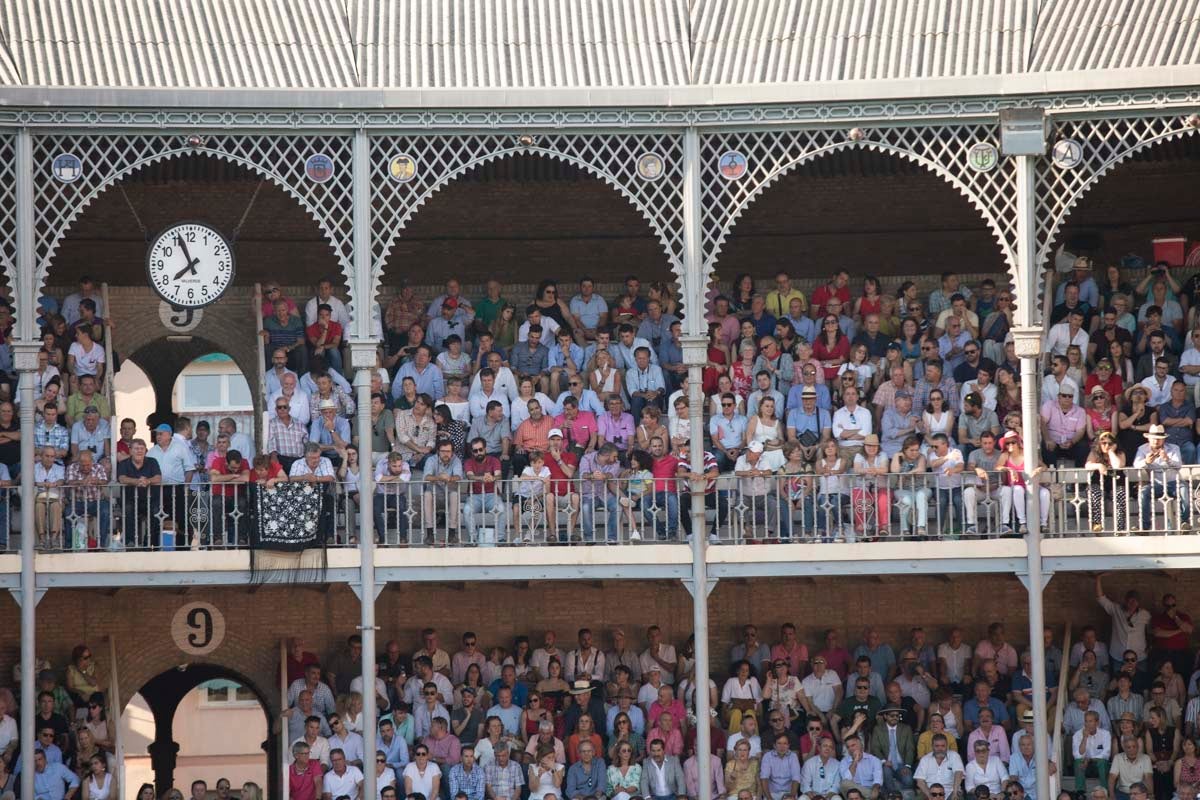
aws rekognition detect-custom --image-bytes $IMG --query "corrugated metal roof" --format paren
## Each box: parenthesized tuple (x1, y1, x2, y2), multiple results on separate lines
(353, 0, 691, 88)
(1030, 0, 1200, 71)
(0, 0, 1197, 91)
(690, 0, 1034, 83)
(0, 0, 358, 89)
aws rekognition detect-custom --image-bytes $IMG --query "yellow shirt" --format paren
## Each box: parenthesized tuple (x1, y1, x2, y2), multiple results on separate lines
(917, 730, 960, 759)
(765, 289, 808, 318)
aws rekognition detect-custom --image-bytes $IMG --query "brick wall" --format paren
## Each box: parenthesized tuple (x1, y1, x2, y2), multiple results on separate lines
(0, 571, 1194, 712)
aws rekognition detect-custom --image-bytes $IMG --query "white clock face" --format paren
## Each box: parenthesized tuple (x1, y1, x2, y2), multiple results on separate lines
(146, 222, 235, 308)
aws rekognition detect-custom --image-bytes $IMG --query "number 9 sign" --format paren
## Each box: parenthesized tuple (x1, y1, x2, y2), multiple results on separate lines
(171, 602, 226, 656)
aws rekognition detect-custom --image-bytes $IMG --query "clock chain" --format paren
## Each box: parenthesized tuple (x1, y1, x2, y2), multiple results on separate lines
(117, 183, 150, 242)
(230, 179, 266, 243)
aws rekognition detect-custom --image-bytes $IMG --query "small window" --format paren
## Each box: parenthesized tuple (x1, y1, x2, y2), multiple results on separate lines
(198, 679, 260, 709)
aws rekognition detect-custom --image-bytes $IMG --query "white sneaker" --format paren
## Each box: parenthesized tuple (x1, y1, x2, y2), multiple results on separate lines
(629, 530, 642, 541)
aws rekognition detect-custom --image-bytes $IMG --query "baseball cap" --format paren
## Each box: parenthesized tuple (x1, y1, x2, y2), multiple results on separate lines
(154, 423, 173, 434)
(747, 441, 764, 453)
(443, 298, 459, 310)
(548, 428, 564, 439)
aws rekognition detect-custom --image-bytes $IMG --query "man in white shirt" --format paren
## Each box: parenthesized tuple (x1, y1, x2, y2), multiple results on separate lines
(270, 373, 313, 426)
(1071, 710, 1111, 793)
(531, 630, 566, 682)
(800, 657, 843, 725)
(640, 625, 678, 686)
(832, 386, 872, 461)
(1044, 308, 1090, 357)
(322, 747, 364, 799)
(914, 733, 964, 800)
(1040, 356, 1080, 406)
(565, 628, 606, 683)
(468, 369, 512, 421)
(304, 277, 351, 328)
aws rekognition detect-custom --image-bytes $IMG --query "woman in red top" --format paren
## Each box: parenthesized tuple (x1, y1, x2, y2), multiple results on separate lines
(703, 322, 730, 395)
(812, 315, 850, 381)
(729, 342, 758, 399)
(853, 276, 883, 320)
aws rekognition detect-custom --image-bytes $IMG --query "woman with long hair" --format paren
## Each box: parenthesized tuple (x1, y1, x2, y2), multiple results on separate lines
(1085, 431, 1127, 533)
(812, 315, 850, 382)
(1118, 386, 1157, 464)
(81, 753, 115, 800)
(490, 304, 519, 351)
(729, 274, 756, 315)
(703, 322, 730, 395)
(606, 739, 642, 799)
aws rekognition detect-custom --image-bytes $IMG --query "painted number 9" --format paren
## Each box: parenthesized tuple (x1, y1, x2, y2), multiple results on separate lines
(171, 602, 226, 656)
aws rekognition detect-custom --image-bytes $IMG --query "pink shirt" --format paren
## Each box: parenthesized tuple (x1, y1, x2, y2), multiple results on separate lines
(646, 726, 685, 757)
(648, 699, 686, 728)
(553, 411, 599, 448)
(685, 754, 726, 799)
(1040, 402, 1086, 445)
(771, 643, 810, 676)
(974, 640, 1019, 675)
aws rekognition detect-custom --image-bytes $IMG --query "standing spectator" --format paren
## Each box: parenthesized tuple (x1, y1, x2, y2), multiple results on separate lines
(1150, 594, 1193, 678)
(1097, 575, 1152, 672)
(1157, 381, 1197, 463)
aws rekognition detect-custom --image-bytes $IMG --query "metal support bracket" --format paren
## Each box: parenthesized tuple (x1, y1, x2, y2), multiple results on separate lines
(349, 582, 385, 602)
(8, 587, 46, 608)
(1016, 571, 1054, 592)
(681, 577, 718, 598)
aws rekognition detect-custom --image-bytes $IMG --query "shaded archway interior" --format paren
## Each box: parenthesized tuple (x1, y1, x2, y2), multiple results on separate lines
(45, 154, 345, 291)
(1053, 134, 1200, 265)
(124, 337, 256, 429)
(134, 663, 274, 799)
(711, 148, 1010, 289)
(379, 153, 675, 290)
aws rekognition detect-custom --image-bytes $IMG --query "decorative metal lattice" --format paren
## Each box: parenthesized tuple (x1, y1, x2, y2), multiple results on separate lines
(1036, 114, 1200, 267)
(699, 125, 1019, 289)
(30, 133, 355, 295)
(367, 133, 685, 305)
(0, 134, 16, 288)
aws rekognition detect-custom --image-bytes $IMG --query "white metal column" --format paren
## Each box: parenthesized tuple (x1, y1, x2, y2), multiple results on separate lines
(350, 128, 380, 800)
(15, 127, 39, 800)
(1012, 149, 1053, 800)
(681, 126, 713, 800)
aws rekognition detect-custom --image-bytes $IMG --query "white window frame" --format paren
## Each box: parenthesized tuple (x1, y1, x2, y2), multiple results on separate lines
(197, 679, 261, 709)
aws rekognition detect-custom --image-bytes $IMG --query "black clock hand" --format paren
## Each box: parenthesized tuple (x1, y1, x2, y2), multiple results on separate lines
(172, 234, 201, 279)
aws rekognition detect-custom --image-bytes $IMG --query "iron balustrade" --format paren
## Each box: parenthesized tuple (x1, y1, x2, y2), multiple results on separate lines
(3, 465, 1200, 551)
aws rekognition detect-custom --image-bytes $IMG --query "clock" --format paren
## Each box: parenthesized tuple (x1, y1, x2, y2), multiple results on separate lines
(146, 221, 235, 308)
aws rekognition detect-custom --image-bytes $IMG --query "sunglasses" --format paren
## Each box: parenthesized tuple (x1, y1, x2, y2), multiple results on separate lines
(424, 691, 437, 696)
(377, 758, 386, 763)
(416, 751, 429, 756)
(471, 449, 485, 455)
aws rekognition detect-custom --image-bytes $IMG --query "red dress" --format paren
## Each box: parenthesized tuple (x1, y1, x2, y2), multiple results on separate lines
(730, 361, 755, 398)
(812, 336, 851, 381)
(703, 346, 728, 395)
(858, 295, 883, 317)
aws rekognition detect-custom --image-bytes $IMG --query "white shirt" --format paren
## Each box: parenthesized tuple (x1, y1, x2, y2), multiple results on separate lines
(961, 381, 997, 411)
(519, 316, 561, 342)
(800, 671, 841, 712)
(726, 732, 762, 758)
(323, 765, 364, 799)
(68, 341, 105, 376)
(1045, 322, 1090, 357)
(470, 367, 519, 403)
(640, 644, 678, 686)
(1097, 595, 1152, 660)
(148, 437, 196, 483)
(565, 649, 606, 682)
(1139, 374, 1177, 407)
(270, 389, 312, 425)
(832, 405, 873, 447)
(376, 767, 397, 800)
(937, 642, 973, 682)
(1041, 375, 1080, 406)
(305, 294, 351, 328)
(963, 757, 1008, 793)
(1181, 348, 1200, 387)
(469, 390, 511, 422)
(402, 761, 442, 798)
(1071, 727, 1112, 761)
(0, 714, 17, 754)
(914, 751, 964, 788)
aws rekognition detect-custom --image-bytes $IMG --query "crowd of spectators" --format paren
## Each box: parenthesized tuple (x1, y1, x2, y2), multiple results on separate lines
(277, 586, 1200, 800)
(12, 253, 1200, 548)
